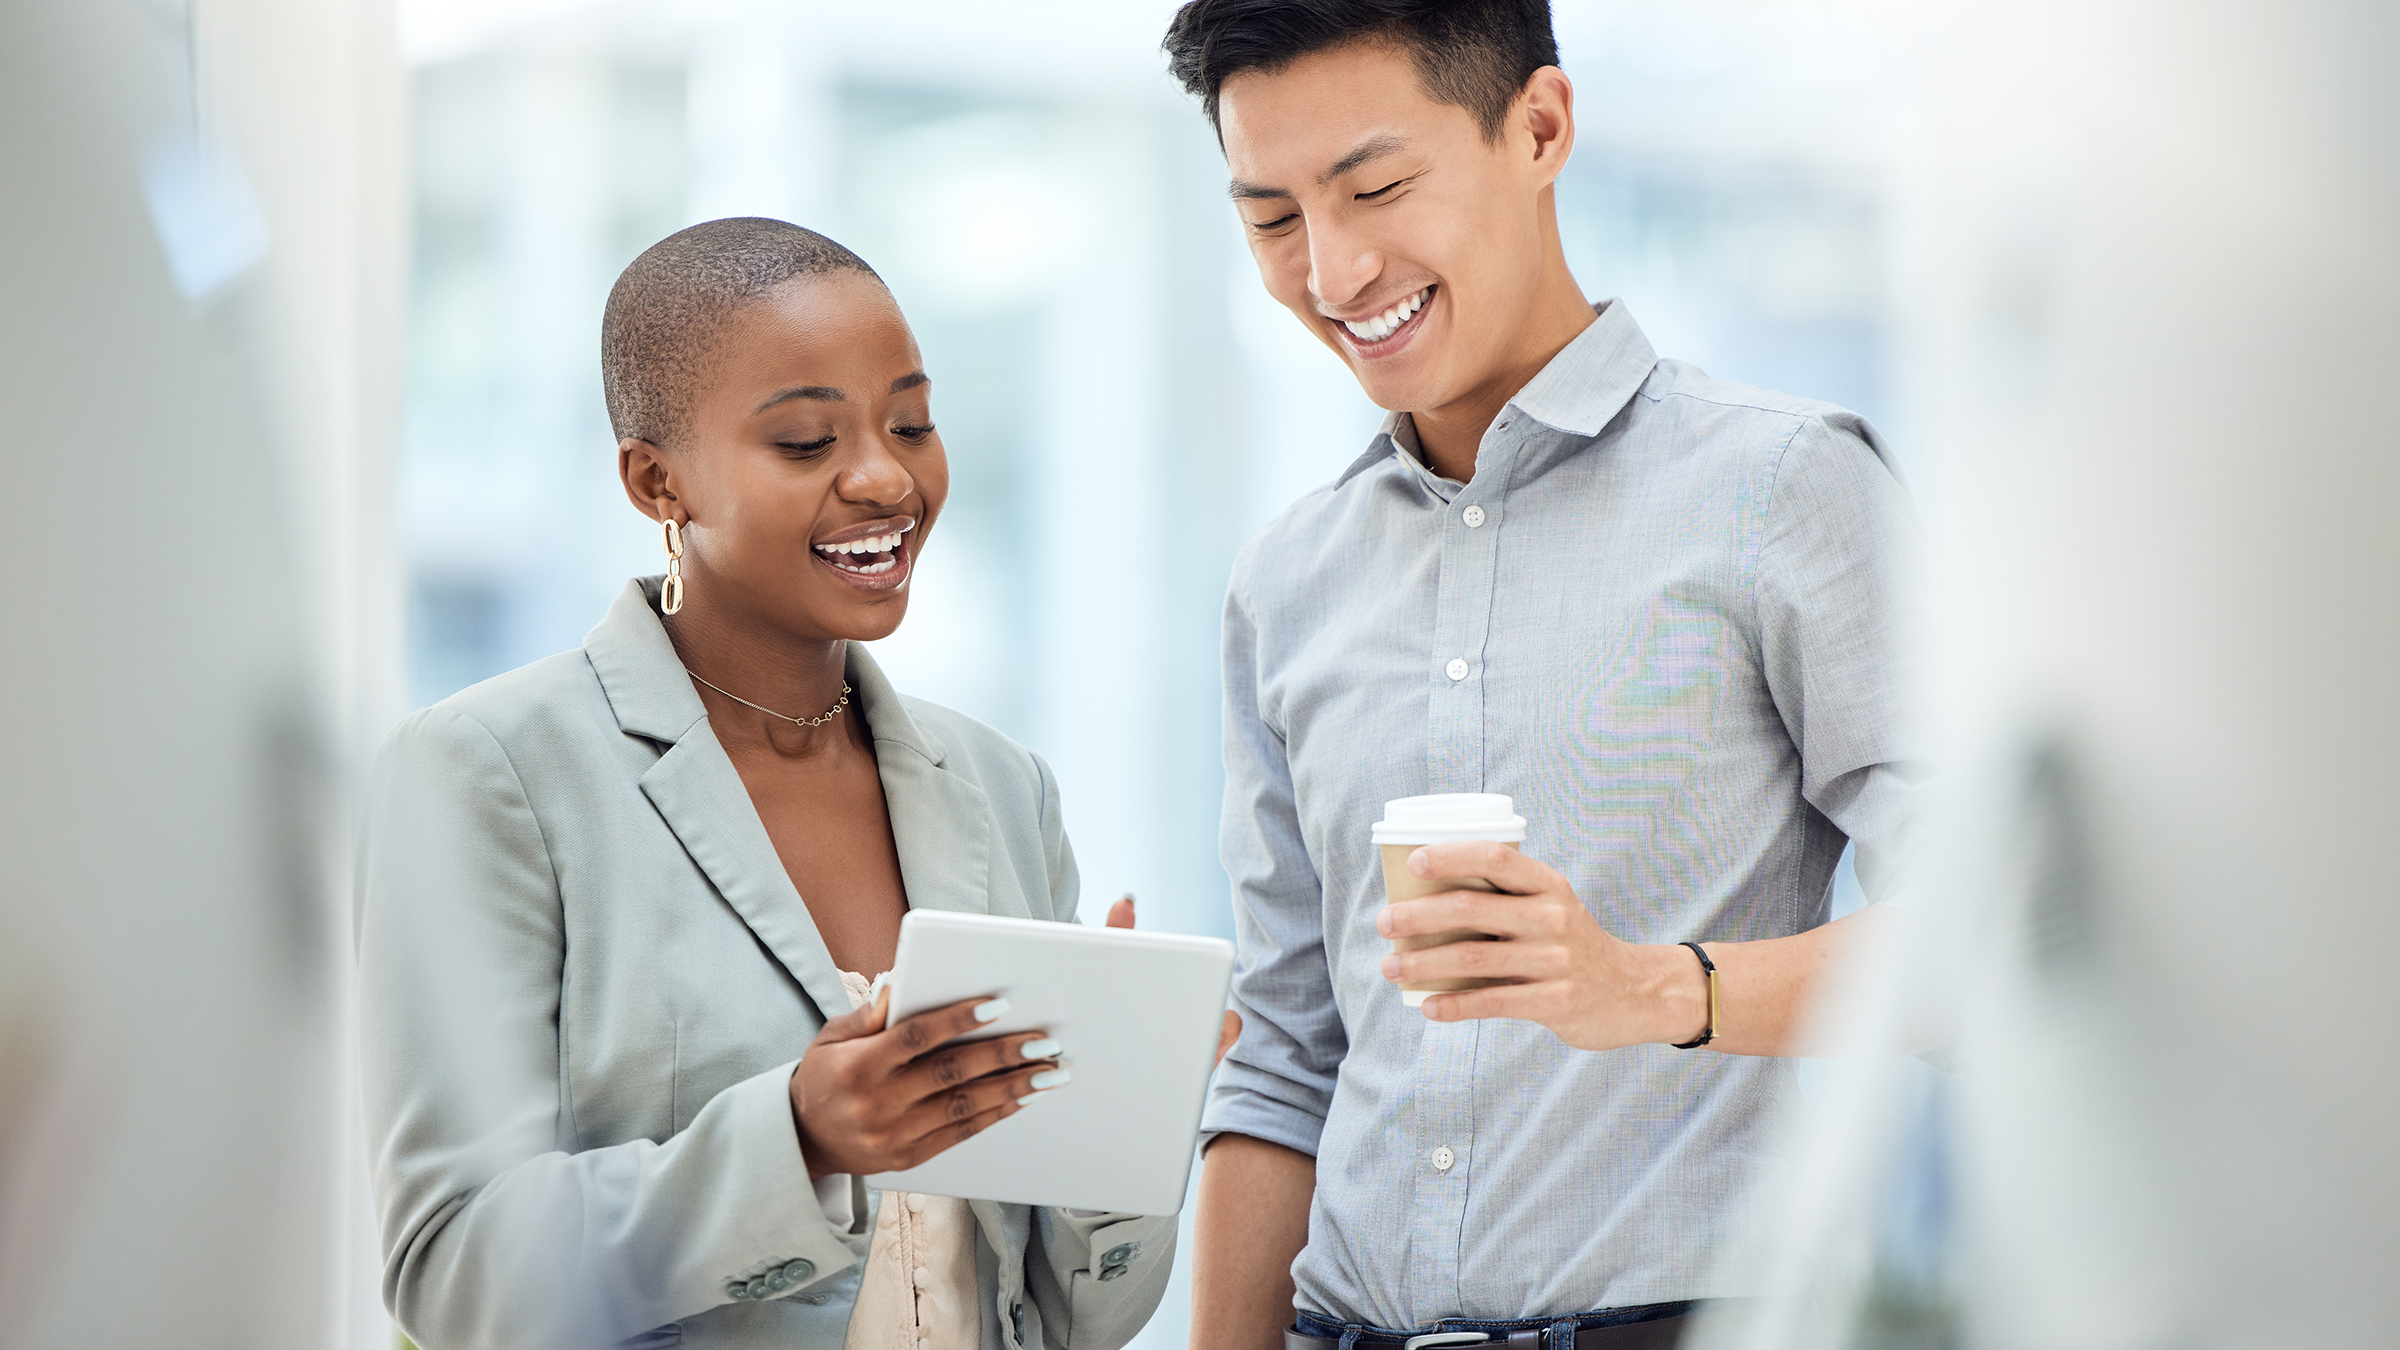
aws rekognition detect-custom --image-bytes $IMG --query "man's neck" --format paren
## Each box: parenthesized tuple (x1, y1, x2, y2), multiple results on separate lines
(1408, 259, 1597, 483)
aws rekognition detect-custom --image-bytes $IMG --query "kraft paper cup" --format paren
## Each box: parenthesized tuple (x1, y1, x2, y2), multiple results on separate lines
(1372, 793, 1527, 1007)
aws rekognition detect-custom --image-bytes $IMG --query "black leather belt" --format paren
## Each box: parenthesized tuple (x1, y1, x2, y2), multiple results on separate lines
(1285, 1310, 1688, 1350)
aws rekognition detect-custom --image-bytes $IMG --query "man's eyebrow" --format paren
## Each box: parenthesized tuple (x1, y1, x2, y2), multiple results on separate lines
(1320, 133, 1409, 184)
(754, 385, 845, 412)
(1226, 134, 1413, 202)
(889, 371, 929, 394)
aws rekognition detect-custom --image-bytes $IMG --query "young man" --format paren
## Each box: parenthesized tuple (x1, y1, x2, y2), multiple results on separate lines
(1161, 3, 1918, 1347)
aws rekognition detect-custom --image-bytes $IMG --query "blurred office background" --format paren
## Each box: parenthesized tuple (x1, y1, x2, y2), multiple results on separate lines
(395, 12, 1888, 1335)
(393, 0, 1894, 952)
(4, 1, 2393, 1348)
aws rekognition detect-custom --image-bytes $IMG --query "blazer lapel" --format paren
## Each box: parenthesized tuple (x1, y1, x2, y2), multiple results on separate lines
(849, 644, 1001, 919)
(582, 583, 1009, 1018)
(638, 724, 857, 1023)
(585, 577, 855, 1022)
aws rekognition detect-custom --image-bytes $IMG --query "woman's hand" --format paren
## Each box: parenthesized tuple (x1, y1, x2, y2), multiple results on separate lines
(788, 993, 1064, 1178)
(1377, 842, 1706, 1052)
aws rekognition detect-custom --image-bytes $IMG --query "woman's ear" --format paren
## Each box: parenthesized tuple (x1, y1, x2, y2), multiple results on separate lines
(618, 437, 686, 525)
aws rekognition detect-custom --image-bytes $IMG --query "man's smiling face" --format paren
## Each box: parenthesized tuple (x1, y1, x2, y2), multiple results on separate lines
(1218, 38, 1569, 419)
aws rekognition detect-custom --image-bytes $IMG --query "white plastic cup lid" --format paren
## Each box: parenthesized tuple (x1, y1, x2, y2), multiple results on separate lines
(1371, 793, 1527, 845)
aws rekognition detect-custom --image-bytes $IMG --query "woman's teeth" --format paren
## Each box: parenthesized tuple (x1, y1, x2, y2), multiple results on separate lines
(1344, 287, 1429, 341)
(814, 531, 904, 575)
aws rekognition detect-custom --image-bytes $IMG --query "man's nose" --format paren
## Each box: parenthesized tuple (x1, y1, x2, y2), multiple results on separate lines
(1305, 215, 1380, 311)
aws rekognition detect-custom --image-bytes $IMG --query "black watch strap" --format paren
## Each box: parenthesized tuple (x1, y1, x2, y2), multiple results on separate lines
(1670, 941, 1717, 1049)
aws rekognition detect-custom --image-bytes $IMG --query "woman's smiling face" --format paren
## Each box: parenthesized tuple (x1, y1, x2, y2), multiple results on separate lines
(646, 270, 949, 643)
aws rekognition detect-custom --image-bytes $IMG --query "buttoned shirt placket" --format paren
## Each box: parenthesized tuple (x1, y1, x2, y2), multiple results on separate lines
(1396, 414, 1529, 1307)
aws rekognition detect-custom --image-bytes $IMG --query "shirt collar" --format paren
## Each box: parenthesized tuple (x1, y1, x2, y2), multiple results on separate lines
(1335, 408, 1448, 494)
(1335, 298, 1659, 488)
(1508, 298, 1658, 436)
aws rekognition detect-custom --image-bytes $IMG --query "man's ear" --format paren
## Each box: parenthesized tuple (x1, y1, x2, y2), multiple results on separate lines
(619, 437, 687, 525)
(1518, 66, 1576, 189)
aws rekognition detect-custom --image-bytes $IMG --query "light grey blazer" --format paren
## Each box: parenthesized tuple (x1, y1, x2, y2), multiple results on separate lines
(357, 578, 1175, 1350)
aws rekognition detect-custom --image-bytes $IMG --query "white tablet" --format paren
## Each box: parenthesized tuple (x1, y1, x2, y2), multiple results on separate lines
(863, 909, 1235, 1215)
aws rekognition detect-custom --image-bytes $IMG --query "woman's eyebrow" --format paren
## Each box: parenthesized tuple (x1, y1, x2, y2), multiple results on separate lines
(889, 372, 929, 394)
(754, 384, 845, 412)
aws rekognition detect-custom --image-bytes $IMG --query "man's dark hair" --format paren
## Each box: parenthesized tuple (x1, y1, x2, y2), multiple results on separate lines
(601, 217, 881, 447)
(1161, 0, 1558, 143)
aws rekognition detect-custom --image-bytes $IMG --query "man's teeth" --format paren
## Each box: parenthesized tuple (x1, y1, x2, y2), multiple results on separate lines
(1344, 288, 1429, 341)
(815, 531, 904, 574)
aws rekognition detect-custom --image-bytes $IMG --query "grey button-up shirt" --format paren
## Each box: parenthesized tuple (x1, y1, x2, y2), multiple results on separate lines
(1202, 300, 1918, 1329)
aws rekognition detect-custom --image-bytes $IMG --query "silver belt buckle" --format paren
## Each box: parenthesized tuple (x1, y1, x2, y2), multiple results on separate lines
(1402, 1336, 1491, 1350)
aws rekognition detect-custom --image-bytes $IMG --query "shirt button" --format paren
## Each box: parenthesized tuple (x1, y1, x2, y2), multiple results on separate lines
(1431, 1145, 1456, 1171)
(1461, 504, 1486, 528)
(1445, 658, 1469, 682)
(913, 1265, 932, 1288)
(906, 1194, 926, 1213)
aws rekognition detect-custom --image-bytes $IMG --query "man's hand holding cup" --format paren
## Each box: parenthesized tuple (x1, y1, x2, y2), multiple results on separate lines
(1375, 795, 1708, 1053)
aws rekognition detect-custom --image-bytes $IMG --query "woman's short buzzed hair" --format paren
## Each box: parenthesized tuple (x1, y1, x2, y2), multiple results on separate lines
(1161, 0, 1559, 143)
(601, 218, 881, 448)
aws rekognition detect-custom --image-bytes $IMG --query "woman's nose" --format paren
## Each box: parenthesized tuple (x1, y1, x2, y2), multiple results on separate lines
(839, 438, 916, 507)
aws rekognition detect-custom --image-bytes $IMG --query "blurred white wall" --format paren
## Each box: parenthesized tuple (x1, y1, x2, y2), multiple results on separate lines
(0, 0, 402, 1346)
(1701, 2, 2400, 1348)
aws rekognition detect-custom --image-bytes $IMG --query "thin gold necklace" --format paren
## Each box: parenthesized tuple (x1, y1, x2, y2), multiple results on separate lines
(685, 669, 852, 730)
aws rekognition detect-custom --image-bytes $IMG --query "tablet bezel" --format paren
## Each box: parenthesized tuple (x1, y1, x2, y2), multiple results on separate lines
(863, 909, 1235, 1215)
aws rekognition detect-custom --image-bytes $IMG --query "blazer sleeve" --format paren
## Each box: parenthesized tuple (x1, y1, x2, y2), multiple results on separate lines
(1032, 749, 1080, 922)
(357, 706, 858, 1350)
(1014, 749, 1176, 1350)
(1024, 1206, 1177, 1350)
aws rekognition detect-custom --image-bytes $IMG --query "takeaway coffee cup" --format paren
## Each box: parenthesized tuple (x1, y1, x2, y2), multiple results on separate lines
(1372, 793, 1528, 1006)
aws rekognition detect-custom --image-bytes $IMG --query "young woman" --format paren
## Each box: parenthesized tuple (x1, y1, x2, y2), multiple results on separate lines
(358, 219, 1174, 1350)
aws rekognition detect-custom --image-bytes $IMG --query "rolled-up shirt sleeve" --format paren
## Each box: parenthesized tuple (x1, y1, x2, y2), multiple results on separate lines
(1753, 411, 1927, 907)
(1199, 548, 1348, 1157)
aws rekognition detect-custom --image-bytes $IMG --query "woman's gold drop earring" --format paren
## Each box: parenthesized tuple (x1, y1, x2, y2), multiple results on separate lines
(661, 518, 686, 615)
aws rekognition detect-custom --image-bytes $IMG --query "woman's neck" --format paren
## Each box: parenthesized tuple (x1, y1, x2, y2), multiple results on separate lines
(661, 595, 857, 759)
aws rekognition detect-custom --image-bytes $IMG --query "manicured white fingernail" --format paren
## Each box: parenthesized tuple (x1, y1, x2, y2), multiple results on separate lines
(974, 998, 1010, 1023)
(1019, 1038, 1061, 1059)
(1029, 1068, 1071, 1090)
(1017, 1093, 1044, 1105)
